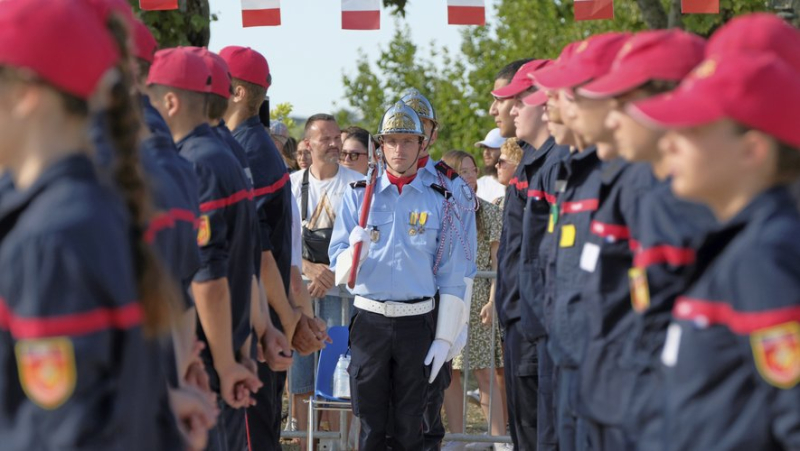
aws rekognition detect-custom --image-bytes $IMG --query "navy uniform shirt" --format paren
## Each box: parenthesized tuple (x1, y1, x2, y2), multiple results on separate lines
(177, 123, 256, 355)
(496, 141, 541, 329)
(213, 120, 262, 279)
(660, 187, 800, 451)
(517, 138, 570, 340)
(542, 147, 603, 367)
(0, 155, 163, 450)
(572, 160, 657, 424)
(232, 116, 292, 292)
(214, 120, 254, 189)
(329, 172, 468, 301)
(623, 182, 717, 368)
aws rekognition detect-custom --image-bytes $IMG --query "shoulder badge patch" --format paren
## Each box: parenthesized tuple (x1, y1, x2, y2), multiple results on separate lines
(751, 322, 800, 389)
(628, 267, 651, 313)
(349, 180, 367, 189)
(15, 337, 76, 409)
(434, 161, 459, 181)
(430, 184, 453, 200)
(196, 215, 211, 247)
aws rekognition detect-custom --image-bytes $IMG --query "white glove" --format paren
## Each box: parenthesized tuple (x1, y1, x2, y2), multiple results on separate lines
(334, 226, 371, 286)
(424, 339, 450, 383)
(446, 328, 468, 362)
(349, 226, 371, 262)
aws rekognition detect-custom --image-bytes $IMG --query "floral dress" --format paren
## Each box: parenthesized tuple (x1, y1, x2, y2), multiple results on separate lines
(453, 198, 504, 370)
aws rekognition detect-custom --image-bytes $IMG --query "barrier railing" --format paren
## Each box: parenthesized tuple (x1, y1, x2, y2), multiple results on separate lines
(283, 270, 511, 450)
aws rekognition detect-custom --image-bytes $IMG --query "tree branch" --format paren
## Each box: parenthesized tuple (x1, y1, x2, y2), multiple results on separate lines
(667, 0, 685, 29)
(636, 0, 668, 29)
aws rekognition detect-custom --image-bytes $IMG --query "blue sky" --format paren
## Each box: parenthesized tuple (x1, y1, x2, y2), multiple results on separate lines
(208, 0, 500, 118)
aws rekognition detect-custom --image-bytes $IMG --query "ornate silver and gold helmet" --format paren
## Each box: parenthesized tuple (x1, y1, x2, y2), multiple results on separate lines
(400, 88, 437, 124)
(376, 101, 425, 137)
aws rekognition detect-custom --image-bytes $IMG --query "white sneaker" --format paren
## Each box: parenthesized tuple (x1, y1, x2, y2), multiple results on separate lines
(442, 442, 467, 451)
(493, 443, 514, 451)
(466, 388, 481, 406)
(464, 442, 493, 450)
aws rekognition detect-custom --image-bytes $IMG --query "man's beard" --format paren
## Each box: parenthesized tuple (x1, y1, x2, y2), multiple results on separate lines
(483, 165, 498, 177)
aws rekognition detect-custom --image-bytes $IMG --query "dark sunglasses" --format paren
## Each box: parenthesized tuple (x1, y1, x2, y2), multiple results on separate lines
(340, 152, 367, 162)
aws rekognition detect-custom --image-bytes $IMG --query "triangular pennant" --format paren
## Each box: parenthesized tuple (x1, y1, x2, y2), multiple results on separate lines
(574, 0, 614, 21)
(242, 0, 281, 27)
(140, 0, 178, 11)
(447, 0, 485, 26)
(342, 0, 380, 30)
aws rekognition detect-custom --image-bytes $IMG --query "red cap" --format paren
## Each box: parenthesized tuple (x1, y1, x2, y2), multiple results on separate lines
(219, 46, 271, 89)
(578, 30, 706, 99)
(0, 0, 118, 100)
(491, 59, 552, 99)
(629, 53, 800, 148)
(188, 47, 231, 99)
(707, 13, 800, 73)
(133, 20, 158, 64)
(147, 47, 211, 94)
(534, 32, 632, 91)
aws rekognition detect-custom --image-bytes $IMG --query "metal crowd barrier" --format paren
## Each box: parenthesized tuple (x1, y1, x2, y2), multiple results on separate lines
(283, 271, 512, 450)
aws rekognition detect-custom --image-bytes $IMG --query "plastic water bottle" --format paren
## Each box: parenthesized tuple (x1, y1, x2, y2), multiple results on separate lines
(333, 354, 351, 399)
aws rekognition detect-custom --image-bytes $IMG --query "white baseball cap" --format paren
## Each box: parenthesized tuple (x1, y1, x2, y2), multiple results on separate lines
(474, 128, 505, 149)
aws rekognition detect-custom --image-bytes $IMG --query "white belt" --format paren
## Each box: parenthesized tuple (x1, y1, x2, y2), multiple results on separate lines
(354, 296, 435, 318)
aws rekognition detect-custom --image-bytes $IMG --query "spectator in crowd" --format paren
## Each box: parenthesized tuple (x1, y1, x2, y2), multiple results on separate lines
(284, 136, 299, 172)
(340, 126, 372, 175)
(270, 121, 297, 170)
(494, 139, 523, 205)
(475, 128, 507, 203)
(296, 138, 312, 170)
(440, 151, 507, 451)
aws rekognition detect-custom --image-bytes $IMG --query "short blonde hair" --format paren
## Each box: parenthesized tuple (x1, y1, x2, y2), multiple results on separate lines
(500, 139, 523, 166)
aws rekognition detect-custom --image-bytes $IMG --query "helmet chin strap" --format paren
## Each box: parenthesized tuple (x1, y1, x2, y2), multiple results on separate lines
(384, 141, 423, 176)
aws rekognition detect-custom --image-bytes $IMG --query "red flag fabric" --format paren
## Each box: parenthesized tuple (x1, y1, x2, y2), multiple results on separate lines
(447, 0, 485, 26)
(342, 0, 380, 30)
(242, 0, 281, 27)
(682, 0, 719, 14)
(139, 0, 177, 11)
(574, 0, 614, 21)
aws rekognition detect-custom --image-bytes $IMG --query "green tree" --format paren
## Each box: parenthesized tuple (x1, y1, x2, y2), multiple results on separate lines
(129, 0, 216, 47)
(344, 0, 770, 160)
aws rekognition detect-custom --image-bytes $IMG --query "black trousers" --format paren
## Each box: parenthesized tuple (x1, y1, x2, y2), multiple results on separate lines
(422, 361, 452, 450)
(247, 309, 287, 450)
(504, 322, 540, 450)
(349, 309, 435, 451)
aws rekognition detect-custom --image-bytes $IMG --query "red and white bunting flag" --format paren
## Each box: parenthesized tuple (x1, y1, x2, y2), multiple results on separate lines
(681, 0, 719, 14)
(447, 0, 485, 25)
(342, 0, 380, 30)
(140, 0, 177, 11)
(242, 0, 281, 27)
(574, 0, 614, 21)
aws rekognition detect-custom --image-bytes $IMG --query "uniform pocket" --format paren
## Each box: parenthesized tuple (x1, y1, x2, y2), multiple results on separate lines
(347, 364, 362, 416)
